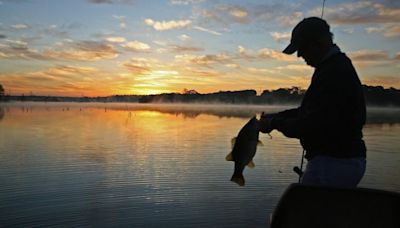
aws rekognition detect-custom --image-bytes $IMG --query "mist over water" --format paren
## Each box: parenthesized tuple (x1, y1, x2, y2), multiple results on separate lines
(0, 102, 399, 227)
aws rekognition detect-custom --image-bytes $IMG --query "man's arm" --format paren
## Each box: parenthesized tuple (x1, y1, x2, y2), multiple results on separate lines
(259, 107, 300, 133)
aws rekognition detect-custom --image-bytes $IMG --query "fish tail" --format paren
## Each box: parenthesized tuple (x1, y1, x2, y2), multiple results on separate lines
(231, 173, 245, 186)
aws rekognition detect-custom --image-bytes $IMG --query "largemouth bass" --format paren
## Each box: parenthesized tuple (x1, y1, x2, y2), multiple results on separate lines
(226, 116, 262, 186)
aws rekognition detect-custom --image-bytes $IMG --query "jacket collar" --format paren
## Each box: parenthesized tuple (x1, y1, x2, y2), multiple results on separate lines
(316, 44, 341, 68)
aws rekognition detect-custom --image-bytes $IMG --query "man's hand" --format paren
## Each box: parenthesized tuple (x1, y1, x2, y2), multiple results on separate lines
(258, 113, 275, 134)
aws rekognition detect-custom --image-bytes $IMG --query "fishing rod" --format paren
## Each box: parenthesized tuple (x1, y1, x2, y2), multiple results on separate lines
(293, 150, 305, 183)
(321, 0, 326, 19)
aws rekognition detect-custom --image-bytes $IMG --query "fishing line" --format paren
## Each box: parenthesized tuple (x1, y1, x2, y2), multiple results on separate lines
(321, 0, 326, 19)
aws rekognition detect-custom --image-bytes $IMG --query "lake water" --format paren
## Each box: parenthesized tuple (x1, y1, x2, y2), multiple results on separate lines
(1, 102, 399, 227)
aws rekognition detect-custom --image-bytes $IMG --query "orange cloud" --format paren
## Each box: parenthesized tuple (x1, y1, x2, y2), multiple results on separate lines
(123, 63, 151, 75)
(347, 49, 400, 68)
(44, 41, 118, 61)
(0, 39, 50, 60)
(349, 49, 390, 61)
(257, 48, 297, 62)
(175, 53, 231, 66)
(363, 75, 400, 88)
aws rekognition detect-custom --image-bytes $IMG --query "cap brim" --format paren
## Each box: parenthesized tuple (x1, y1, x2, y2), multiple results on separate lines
(282, 43, 297, 55)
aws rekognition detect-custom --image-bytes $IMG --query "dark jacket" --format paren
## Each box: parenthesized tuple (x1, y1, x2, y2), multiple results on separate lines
(273, 51, 366, 160)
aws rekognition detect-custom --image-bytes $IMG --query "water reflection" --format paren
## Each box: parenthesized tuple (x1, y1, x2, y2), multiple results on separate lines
(0, 102, 399, 227)
(0, 105, 4, 121)
(2, 102, 400, 123)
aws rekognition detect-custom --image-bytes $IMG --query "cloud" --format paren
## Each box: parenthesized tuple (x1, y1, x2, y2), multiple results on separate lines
(237, 45, 254, 60)
(87, 0, 134, 4)
(194, 4, 250, 26)
(175, 53, 231, 66)
(341, 28, 355, 35)
(396, 52, 400, 60)
(2, 65, 98, 88)
(257, 48, 297, 61)
(122, 57, 169, 74)
(363, 75, 400, 88)
(121, 40, 151, 51)
(178, 34, 191, 41)
(366, 24, 400, 38)
(270, 32, 291, 42)
(168, 45, 203, 52)
(170, 0, 204, 5)
(226, 5, 249, 22)
(144, 18, 191, 31)
(0, 64, 124, 96)
(276, 11, 303, 27)
(40, 24, 69, 38)
(105, 36, 126, 43)
(193, 26, 222, 35)
(349, 49, 390, 61)
(277, 64, 313, 74)
(366, 27, 383, 33)
(34, 65, 98, 78)
(154, 43, 203, 53)
(10, 24, 29, 29)
(123, 62, 151, 75)
(246, 67, 275, 74)
(0, 39, 50, 60)
(88, 0, 113, 3)
(320, 1, 400, 25)
(113, 15, 126, 29)
(348, 49, 400, 67)
(236, 45, 297, 62)
(44, 40, 119, 61)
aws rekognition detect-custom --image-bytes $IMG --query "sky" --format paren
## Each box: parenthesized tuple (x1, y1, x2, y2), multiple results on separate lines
(0, 0, 399, 96)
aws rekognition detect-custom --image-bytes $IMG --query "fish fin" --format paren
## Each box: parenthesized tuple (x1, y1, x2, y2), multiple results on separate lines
(257, 140, 263, 146)
(247, 160, 255, 168)
(231, 174, 245, 186)
(225, 152, 234, 161)
(231, 137, 237, 148)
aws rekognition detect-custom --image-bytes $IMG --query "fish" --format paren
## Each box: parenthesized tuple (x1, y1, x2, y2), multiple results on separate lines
(226, 116, 262, 186)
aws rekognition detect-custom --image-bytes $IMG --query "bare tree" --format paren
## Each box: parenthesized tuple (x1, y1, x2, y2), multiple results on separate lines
(0, 83, 4, 99)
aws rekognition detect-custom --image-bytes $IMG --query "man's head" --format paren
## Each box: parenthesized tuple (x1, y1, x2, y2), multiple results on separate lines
(283, 17, 333, 67)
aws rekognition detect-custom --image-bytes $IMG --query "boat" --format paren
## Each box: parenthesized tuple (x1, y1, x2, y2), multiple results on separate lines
(270, 183, 400, 228)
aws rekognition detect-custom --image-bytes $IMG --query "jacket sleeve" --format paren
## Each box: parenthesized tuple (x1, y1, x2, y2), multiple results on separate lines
(261, 108, 299, 119)
(275, 108, 300, 118)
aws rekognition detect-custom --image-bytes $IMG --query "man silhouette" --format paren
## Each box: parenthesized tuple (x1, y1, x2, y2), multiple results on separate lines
(259, 17, 366, 187)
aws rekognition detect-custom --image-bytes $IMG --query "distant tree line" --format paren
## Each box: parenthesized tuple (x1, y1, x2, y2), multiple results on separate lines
(363, 86, 400, 106)
(137, 85, 400, 106)
(1, 83, 400, 107)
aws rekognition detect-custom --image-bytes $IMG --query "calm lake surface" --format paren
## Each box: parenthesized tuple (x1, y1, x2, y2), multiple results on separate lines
(1, 102, 399, 227)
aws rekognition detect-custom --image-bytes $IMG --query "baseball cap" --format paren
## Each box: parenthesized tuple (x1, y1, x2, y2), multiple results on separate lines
(283, 17, 331, 55)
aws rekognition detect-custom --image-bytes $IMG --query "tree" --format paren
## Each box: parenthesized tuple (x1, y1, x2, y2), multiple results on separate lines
(0, 84, 3, 95)
(0, 84, 4, 101)
(182, 88, 199, 95)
